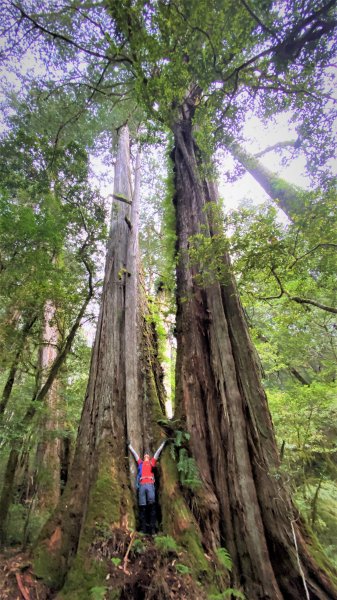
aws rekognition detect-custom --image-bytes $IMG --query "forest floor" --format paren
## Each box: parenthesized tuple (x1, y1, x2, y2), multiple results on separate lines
(0, 547, 49, 599)
(0, 529, 207, 599)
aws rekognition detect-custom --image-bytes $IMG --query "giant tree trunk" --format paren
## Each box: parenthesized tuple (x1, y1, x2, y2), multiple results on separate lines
(125, 150, 142, 490)
(33, 128, 213, 598)
(171, 108, 337, 599)
(34, 125, 135, 589)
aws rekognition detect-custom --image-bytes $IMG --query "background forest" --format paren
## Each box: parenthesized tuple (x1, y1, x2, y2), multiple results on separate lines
(0, 1, 337, 599)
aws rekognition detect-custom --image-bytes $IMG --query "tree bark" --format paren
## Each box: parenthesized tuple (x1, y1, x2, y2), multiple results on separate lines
(33, 126, 136, 589)
(32, 127, 211, 597)
(34, 301, 61, 511)
(125, 149, 142, 489)
(171, 108, 337, 599)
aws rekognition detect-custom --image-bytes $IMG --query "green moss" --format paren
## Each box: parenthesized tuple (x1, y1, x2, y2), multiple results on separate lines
(34, 542, 67, 589)
(60, 450, 134, 598)
(160, 455, 212, 583)
(179, 526, 210, 580)
(34, 444, 135, 595)
(59, 556, 108, 600)
(306, 532, 337, 587)
(85, 467, 120, 533)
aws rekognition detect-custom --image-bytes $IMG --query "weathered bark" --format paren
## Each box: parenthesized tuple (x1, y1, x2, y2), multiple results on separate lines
(226, 138, 304, 220)
(32, 127, 213, 597)
(33, 126, 135, 589)
(171, 108, 337, 599)
(125, 149, 142, 489)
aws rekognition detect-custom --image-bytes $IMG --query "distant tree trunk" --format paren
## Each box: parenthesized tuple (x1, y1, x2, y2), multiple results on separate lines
(0, 448, 20, 544)
(0, 276, 93, 546)
(226, 138, 304, 219)
(171, 106, 337, 599)
(34, 301, 61, 511)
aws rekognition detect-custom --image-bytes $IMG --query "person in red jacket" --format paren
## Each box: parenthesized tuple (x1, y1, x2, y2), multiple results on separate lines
(128, 441, 165, 534)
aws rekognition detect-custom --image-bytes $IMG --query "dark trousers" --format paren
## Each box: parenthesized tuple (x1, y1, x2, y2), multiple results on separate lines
(139, 503, 156, 534)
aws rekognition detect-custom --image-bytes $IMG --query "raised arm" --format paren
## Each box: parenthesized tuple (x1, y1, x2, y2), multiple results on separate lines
(128, 443, 140, 462)
(154, 440, 166, 460)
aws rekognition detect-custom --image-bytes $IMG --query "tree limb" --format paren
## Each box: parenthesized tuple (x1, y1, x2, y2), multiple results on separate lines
(289, 295, 337, 314)
(10, 2, 132, 64)
(255, 140, 298, 157)
(289, 243, 337, 269)
(239, 0, 279, 39)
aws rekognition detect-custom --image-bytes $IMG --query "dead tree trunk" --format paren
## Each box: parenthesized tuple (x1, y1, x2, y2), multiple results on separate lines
(171, 107, 337, 599)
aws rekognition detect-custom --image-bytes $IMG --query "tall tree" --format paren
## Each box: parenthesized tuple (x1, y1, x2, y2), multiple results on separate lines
(34, 126, 138, 587)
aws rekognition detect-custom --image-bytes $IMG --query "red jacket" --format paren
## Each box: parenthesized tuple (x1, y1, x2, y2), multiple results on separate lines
(137, 458, 157, 485)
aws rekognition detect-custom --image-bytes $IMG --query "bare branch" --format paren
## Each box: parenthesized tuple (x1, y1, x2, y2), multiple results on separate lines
(256, 267, 285, 300)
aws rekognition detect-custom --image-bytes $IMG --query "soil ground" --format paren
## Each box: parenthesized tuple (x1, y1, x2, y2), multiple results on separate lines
(0, 530, 207, 600)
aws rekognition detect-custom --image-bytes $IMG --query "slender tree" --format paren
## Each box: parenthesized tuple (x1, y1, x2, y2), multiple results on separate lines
(34, 300, 61, 511)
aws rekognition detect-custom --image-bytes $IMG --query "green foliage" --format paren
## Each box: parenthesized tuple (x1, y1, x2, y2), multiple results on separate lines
(175, 563, 191, 575)
(227, 195, 337, 322)
(208, 589, 245, 599)
(111, 557, 121, 567)
(170, 430, 201, 489)
(90, 586, 107, 600)
(188, 203, 229, 288)
(131, 537, 145, 555)
(154, 534, 179, 555)
(295, 481, 337, 569)
(216, 547, 233, 572)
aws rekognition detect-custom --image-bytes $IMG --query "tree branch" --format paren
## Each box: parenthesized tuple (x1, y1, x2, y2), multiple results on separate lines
(289, 243, 337, 268)
(11, 2, 133, 64)
(239, 0, 279, 39)
(289, 295, 337, 314)
(255, 140, 298, 157)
